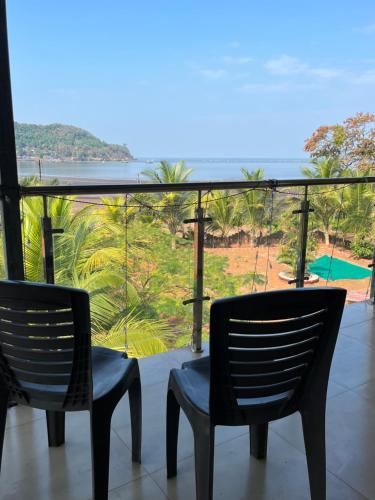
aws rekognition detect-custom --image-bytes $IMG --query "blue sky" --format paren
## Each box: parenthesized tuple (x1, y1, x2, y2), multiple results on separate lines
(7, 0, 375, 158)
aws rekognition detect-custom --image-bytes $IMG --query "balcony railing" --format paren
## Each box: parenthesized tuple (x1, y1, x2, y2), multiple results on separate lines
(6, 175, 372, 355)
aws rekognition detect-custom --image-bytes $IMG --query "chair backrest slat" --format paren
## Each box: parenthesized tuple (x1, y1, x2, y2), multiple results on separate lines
(209, 288, 346, 425)
(0, 320, 75, 336)
(227, 309, 326, 334)
(228, 335, 319, 362)
(10, 367, 71, 385)
(231, 363, 306, 386)
(228, 322, 323, 348)
(0, 332, 74, 350)
(229, 350, 314, 374)
(0, 307, 73, 324)
(1, 343, 74, 362)
(0, 281, 91, 411)
(234, 377, 301, 399)
(2, 354, 73, 374)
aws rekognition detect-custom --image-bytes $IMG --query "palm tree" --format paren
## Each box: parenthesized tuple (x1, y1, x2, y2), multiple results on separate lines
(204, 191, 241, 245)
(340, 168, 374, 239)
(240, 168, 266, 246)
(141, 160, 193, 184)
(301, 158, 345, 245)
(141, 160, 194, 249)
(277, 214, 317, 277)
(21, 193, 172, 357)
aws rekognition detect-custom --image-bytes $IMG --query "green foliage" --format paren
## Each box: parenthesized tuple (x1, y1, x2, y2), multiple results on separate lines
(277, 205, 318, 275)
(350, 235, 374, 259)
(15, 122, 132, 161)
(340, 169, 375, 238)
(302, 158, 346, 245)
(141, 160, 194, 243)
(332, 125, 346, 147)
(204, 191, 242, 239)
(142, 160, 193, 184)
(240, 168, 266, 245)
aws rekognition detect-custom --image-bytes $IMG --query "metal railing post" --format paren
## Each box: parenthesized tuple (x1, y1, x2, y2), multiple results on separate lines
(192, 191, 204, 352)
(183, 191, 211, 352)
(294, 186, 313, 288)
(369, 246, 375, 304)
(0, 0, 24, 280)
(41, 195, 63, 284)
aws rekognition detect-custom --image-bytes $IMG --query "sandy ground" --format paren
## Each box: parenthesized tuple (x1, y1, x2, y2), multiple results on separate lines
(205, 243, 372, 299)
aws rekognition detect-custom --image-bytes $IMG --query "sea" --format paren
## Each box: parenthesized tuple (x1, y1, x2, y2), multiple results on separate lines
(18, 157, 310, 182)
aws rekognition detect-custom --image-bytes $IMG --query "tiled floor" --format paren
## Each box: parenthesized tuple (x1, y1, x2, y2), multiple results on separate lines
(1, 302, 374, 499)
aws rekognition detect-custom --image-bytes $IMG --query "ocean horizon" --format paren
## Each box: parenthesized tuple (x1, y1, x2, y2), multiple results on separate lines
(18, 157, 311, 182)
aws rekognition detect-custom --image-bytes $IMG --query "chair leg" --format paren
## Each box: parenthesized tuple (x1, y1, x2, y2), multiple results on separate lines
(250, 423, 268, 459)
(0, 391, 8, 471)
(46, 410, 65, 447)
(301, 409, 326, 500)
(128, 374, 142, 463)
(166, 389, 180, 478)
(193, 423, 215, 500)
(90, 403, 114, 500)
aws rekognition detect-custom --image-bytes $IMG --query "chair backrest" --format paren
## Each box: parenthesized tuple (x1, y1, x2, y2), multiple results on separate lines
(0, 280, 92, 411)
(209, 287, 346, 425)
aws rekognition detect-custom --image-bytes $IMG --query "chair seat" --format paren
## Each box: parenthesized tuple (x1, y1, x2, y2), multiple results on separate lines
(174, 356, 294, 415)
(171, 356, 210, 415)
(19, 347, 137, 406)
(92, 346, 138, 401)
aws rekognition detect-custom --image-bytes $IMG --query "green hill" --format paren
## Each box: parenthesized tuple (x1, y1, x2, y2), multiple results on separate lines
(15, 122, 133, 161)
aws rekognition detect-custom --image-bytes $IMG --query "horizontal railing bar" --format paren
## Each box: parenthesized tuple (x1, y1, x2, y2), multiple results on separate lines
(16, 176, 375, 197)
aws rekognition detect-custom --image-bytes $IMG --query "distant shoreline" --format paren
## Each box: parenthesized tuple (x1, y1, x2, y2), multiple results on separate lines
(18, 157, 309, 164)
(17, 158, 134, 164)
(20, 174, 140, 185)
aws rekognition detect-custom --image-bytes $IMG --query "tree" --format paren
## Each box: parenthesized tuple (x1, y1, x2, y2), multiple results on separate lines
(204, 191, 241, 244)
(304, 112, 375, 173)
(20, 187, 171, 357)
(301, 158, 345, 245)
(240, 168, 266, 246)
(340, 168, 375, 240)
(141, 160, 194, 249)
(277, 214, 317, 277)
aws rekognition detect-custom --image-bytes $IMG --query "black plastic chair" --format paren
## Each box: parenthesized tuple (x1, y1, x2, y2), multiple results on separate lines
(0, 280, 141, 500)
(166, 287, 346, 500)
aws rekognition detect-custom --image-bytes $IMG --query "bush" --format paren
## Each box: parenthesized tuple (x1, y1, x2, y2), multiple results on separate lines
(350, 236, 373, 259)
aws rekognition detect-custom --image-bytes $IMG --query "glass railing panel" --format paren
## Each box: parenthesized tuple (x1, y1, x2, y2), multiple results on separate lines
(17, 176, 374, 357)
(49, 192, 196, 356)
(306, 183, 374, 302)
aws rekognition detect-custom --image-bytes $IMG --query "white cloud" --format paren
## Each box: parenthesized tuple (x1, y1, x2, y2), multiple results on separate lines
(198, 68, 226, 80)
(240, 82, 291, 93)
(265, 55, 341, 79)
(187, 61, 226, 80)
(308, 68, 342, 78)
(265, 55, 306, 75)
(223, 55, 254, 65)
(239, 81, 319, 93)
(356, 23, 375, 34)
(352, 69, 375, 84)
